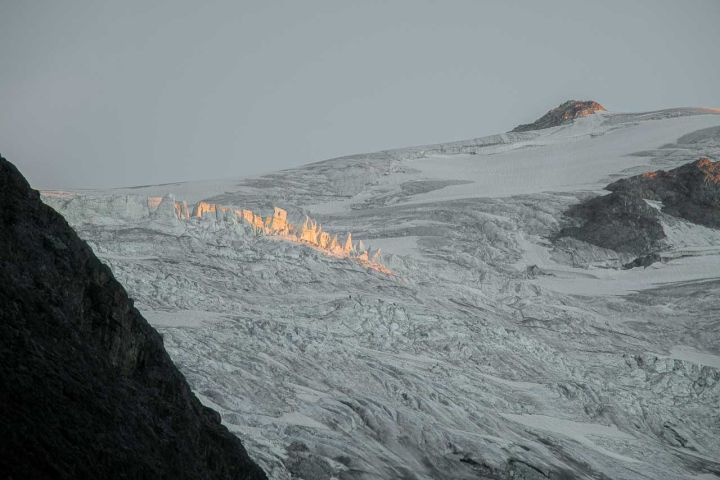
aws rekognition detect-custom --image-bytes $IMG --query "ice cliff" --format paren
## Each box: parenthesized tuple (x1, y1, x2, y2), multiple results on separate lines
(45, 193, 391, 274)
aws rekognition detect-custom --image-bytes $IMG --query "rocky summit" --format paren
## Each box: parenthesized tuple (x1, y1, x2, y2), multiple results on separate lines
(511, 100, 606, 132)
(0, 155, 267, 480)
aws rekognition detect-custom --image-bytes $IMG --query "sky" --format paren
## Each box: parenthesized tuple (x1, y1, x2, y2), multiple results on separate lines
(1, 0, 719, 189)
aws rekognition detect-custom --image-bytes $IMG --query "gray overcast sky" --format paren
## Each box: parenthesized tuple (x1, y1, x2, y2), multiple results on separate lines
(1, 0, 718, 189)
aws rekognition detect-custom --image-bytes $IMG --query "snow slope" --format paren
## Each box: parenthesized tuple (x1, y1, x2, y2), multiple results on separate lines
(43, 107, 720, 479)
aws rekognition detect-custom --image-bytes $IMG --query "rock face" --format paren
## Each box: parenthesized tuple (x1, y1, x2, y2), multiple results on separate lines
(0, 156, 267, 480)
(622, 253, 662, 270)
(557, 157, 720, 258)
(511, 100, 606, 132)
(558, 191, 665, 256)
(608, 158, 720, 228)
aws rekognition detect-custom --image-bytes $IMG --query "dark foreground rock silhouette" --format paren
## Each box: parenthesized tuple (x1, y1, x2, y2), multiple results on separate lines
(0, 155, 266, 479)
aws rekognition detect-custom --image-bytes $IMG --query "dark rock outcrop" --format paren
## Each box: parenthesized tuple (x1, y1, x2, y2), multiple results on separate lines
(512, 100, 606, 132)
(557, 191, 665, 255)
(0, 155, 266, 479)
(556, 158, 720, 257)
(608, 158, 720, 228)
(622, 253, 662, 270)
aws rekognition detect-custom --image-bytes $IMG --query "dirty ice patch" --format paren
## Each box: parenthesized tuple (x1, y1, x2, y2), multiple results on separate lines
(500, 413, 641, 464)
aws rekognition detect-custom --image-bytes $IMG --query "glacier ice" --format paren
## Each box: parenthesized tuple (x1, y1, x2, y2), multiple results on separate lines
(42, 107, 720, 480)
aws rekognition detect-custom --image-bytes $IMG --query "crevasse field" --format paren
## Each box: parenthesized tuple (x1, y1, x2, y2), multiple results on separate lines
(44, 108, 720, 480)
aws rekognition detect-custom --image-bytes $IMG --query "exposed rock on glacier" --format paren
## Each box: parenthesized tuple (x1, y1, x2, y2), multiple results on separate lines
(512, 100, 606, 132)
(608, 157, 720, 228)
(622, 252, 662, 270)
(557, 191, 665, 256)
(556, 158, 720, 257)
(0, 156, 266, 480)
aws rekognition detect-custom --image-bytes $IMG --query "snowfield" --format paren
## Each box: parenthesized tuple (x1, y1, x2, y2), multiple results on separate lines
(43, 108, 720, 479)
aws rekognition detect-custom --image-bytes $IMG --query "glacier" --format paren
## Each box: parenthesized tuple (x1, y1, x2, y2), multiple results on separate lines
(42, 107, 720, 479)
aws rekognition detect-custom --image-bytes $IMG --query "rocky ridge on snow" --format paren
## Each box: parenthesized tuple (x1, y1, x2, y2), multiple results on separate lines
(512, 100, 606, 132)
(557, 157, 720, 264)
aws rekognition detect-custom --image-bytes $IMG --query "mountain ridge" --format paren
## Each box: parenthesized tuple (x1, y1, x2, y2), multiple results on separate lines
(0, 155, 267, 479)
